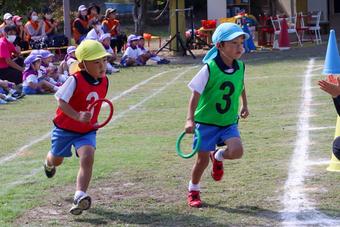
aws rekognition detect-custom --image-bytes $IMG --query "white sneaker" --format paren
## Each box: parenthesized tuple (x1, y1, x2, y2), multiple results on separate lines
(69, 194, 92, 215)
(0, 98, 7, 104)
(5, 95, 16, 102)
(111, 67, 120, 73)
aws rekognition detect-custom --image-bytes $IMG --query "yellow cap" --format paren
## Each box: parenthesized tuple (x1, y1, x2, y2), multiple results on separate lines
(75, 40, 111, 62)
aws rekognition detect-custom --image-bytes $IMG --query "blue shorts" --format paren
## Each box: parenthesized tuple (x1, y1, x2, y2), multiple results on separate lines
(193, 123, 240, 152)
(51, 127, 96, 157)
(23, 86, 39, 95)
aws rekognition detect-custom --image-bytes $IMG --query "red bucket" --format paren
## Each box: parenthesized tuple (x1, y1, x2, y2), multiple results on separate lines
(201, 20, 216, 29)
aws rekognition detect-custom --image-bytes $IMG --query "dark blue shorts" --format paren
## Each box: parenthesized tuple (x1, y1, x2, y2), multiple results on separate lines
(193, 123, 240, 152)
(51, 127, 96, 157)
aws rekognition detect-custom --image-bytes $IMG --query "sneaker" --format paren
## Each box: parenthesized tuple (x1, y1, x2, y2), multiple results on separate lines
(11, 92, 25, 99)
(69, 195, 92, 215)
(187, 190, 202, 208)
(0, 98, 7, 104)
(43, 162, 56, 178)
(210, 150, 224, 181)
(111, 66, 120, 73)
(157, 59, 170, 64)
(5, 95, 16, 102)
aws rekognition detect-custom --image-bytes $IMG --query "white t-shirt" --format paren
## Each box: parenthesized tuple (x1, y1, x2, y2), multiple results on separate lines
(85, 28, 104, 41)
(54, 76, 76, 102)
(66, 58, 77, 68)
(188, 65, 210, 94)
(23, 74, 38, 87)
(122, 46, 143, 60)
(188, 64, 237, 94)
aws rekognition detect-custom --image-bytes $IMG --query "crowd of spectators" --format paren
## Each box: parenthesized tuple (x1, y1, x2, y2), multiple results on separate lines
(0, 2, 170, 104)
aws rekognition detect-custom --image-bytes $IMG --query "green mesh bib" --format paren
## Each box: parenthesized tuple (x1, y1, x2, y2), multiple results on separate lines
(194, 60, 244, 126)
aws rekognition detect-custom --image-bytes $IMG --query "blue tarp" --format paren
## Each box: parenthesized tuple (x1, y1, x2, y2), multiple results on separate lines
(104, 3, 134, 14)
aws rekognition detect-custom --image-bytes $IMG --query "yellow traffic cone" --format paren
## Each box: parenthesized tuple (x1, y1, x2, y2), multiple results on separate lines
(327, 116, 340, 172)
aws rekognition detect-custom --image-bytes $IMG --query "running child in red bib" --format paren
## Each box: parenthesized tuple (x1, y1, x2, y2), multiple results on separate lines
(43, 40, 111, 215)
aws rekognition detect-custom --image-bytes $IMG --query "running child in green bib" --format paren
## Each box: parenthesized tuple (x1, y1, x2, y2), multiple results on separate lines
(185, 23, 250, 207)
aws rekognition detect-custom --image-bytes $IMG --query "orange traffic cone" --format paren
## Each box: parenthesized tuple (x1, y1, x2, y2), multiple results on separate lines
(278, 18, 290, 50)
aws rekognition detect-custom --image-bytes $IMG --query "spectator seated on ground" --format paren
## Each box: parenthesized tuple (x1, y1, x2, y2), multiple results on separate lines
(58, 46, 77, 76)
(38, 50, 67, 85)
(25, 10, 48, 49)
(137, 36, 170, 65)
(13, 15, 29, 50)
(102, 8, 126, 54)
(0, 79, 23, 104)
(120, 34, 144, 67)
(99, 33, 119, 74)
(22, 54, 58, 95)
(72, 5, 90, 45)
(0, 25, 24, 86)
(85, 19, 104, 42)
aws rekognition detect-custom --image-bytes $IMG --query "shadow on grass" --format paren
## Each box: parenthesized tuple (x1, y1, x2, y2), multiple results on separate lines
(75, 207, 222, 226)
(209, 204, 340, 222)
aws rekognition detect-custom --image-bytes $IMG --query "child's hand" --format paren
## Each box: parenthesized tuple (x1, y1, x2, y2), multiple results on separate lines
(78, 111, 92, 123)
(318, 77, 340, 97)
(240, 106, 249, 119)
(185, 119, 195, 133)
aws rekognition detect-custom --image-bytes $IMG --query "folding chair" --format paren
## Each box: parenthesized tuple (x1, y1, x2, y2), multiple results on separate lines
(308, 11, 322, 44)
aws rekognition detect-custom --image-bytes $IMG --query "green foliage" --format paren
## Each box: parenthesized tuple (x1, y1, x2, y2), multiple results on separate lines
(0, 0, 62, 20)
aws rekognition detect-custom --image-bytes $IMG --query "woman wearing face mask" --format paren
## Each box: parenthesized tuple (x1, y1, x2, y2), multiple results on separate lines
(0, 25, 24, 85)
(24, 10, 46, 45)
(85, 19, 104, 41)
(72, 5, 90, 45)
(12, 15, 29, 50)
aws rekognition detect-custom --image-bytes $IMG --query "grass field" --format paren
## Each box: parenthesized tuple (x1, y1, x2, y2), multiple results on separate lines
(0, 50, 340, 226)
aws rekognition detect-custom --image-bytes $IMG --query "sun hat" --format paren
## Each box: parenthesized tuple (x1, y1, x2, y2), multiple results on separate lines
(67, 46, 76, 55)
(202, 22, 250, 63)
(99, 33, 111, 42)
(105, 8, 116, 18)
(12, 15, 22, 23)
(24, 54, 41, 66)
(3, 13, 13, 20)
(78, 5, 87, 12)
(127, 34, 139, 43)
(75, 40, 111, 62)
(40, 50, 54, 59)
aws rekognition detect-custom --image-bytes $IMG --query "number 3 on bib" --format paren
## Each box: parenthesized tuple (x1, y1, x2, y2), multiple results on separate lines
(216, 81, 235, 114)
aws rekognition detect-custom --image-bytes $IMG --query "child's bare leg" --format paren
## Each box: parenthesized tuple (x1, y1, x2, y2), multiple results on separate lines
(221, 137, 243, 160)
(46, 152, 64, 167)
(76, 145, 95, 193)
(191, 151, 210, 184)
(39, 80, 57, 93)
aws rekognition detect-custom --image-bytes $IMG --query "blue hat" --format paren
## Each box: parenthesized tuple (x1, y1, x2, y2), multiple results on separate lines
(67, 46, 76, 55)
(40, 50, 54, 59)
(202, 23, 250, 63)
(24, 54, 41, 66)
(30, 49, 43, 56)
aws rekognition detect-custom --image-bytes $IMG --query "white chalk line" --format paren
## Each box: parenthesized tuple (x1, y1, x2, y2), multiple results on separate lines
(0, 66, 197, 194)
(0, 67, 183, 166)
(281, 58, 340, 226)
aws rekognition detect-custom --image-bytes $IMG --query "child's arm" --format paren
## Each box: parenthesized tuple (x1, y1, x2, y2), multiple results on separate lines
(58, 99, 92, 123)
(185, 91, 200, 133)
(240, 87, 249, 119)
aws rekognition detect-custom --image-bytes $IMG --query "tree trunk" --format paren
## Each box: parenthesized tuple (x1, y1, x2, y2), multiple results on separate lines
(133, 0, 148, 35)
